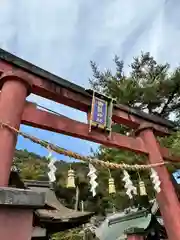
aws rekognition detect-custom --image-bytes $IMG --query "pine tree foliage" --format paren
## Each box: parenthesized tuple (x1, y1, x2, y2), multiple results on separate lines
(89, 52, 180, 206)
(90, 52, 180, 119)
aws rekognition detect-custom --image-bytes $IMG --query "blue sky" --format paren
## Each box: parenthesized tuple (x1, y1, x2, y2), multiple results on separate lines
(0, 0, 179, 161)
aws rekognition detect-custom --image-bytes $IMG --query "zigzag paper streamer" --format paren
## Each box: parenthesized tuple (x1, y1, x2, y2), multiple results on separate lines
(47, 152, 57, 183)
(122, 170, 137, 199)
(87, 163, 98, 197)
(150, 168, 161, 193)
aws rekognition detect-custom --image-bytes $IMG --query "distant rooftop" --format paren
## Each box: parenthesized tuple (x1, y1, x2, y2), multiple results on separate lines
(24, 180, 94, 233)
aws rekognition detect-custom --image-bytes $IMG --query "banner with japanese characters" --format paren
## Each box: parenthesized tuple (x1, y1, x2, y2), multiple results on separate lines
(89, 91, 114, 133)
(91, 97, 107, 129)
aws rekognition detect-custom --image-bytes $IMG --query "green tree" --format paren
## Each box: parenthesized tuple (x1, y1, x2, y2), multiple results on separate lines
(90, 52, 180, 119)
(89, 52, 180, 208)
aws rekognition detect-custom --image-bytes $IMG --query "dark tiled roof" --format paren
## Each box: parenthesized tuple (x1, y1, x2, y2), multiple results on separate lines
(95, 204, 166, 240)
(24, 180, 93, 223)
(95, 210, 151, 240)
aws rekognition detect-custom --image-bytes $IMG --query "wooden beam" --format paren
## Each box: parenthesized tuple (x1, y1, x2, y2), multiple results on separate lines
(160, 147, 180, 163)
(22, 102, 147, 155)
(0, 63, 171, 136)
(21, 102, 180, 163)
(112, 108, 170, 136)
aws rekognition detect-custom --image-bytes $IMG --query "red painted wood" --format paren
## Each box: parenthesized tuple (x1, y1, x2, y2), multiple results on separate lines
(159, 146, 180, 162)
(127, 235, 144, 240)
(140, 129, 180, 240)
(22, 103, 147, 154)
(113, 108, 170, 136)
(0, 62, 170, 136)
(0, 78, 28, 186)
(0, 76, 32, 239)
(21, 102, 180, 163)
(0, 208, 33, 240)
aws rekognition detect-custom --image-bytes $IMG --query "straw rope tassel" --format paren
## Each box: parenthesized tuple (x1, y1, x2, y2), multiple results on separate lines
(67, 166, 76, 188)
(137, 172, 147, 196)
(108, 170, 116, 194)
(139, 181, 147, 196)
(109, 177, 116, 194)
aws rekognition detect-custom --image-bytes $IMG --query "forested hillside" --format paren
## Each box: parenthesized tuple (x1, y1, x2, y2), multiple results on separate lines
(14, 149, 140, 214)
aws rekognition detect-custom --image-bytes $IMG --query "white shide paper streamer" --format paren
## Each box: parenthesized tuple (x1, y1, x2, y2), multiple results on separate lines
(150, 168, 161, 193)
(88, 163, 98, 197)
(122, 170, 137, 199)
(47, 152, 57, 183)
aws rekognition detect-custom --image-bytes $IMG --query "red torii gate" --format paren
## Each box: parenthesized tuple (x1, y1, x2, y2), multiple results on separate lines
(0, 49, 179, 240)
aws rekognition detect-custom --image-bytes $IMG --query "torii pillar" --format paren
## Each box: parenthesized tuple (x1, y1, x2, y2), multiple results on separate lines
(127, 235, 143, 240)
(136, 125, 180, 240)
(0, 73, 31, 186)
(0, 73, 44, 240)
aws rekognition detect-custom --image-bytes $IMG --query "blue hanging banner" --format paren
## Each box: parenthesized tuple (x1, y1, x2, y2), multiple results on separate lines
(87, 90, 115, 133)
(91, 97, 107, 129)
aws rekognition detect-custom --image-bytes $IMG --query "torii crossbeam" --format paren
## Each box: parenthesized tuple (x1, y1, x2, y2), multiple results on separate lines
(0, 49, 179, 240)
